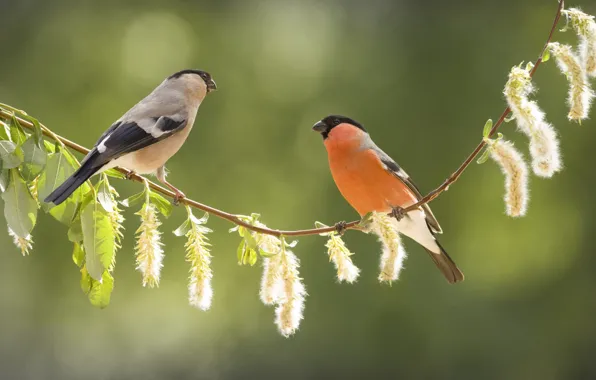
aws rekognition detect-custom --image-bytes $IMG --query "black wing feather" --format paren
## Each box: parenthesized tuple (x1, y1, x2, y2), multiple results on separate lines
(373, 146, 443, 234)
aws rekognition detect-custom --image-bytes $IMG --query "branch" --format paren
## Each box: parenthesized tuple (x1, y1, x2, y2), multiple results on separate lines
(0, 0, 564, 237)
(403, 0, 564, 213)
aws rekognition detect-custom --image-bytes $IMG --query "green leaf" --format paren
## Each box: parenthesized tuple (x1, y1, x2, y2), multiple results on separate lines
(81, 199, 115, 280)
(68, 212, 84, 243)
(72, 242, 85, 268)
(149, 191, 173, 218)
(2, 169, 37, 238)
(23, 115, 43, 147)
(0, 140, 23, 169)
(244, 230, 258, 250)
(87, 270, 114, 309)
(237, 240, 246, 264)
(103, 168, 126, 180)
(542, 49, 551, 63)
(173, 219, 192, 237)
(248, 249, 258, 266)
(0, 121, 10, 140)
(80, 266, 92, 294)
(476, 148, 491, 164)
(120, 191, 145, 208)
(38, 151, 80, 224)
(9, 116, 27, 146)
(97, 178, 115, 213)
(0, 169, 9, 192)
(20, 136, 47, 182)
(483, 119, 493, 138)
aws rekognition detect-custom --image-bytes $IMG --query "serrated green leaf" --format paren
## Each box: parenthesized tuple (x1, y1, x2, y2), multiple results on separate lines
(173, 219, 191, 237)
(87, 270, 114, 309)
(476, 148, 491, 164)
(542, 49, 551, 63)
(97, 178, 115, 213)
(72, 242, 85, 268)
(20, 136, 47, 182)
(0, 140, 23, 169)
(81, 199, 115, 280)
(25, 116, 43, 147)
(483, 119, 493, 138)
(149, 192, 173, 218)
(120, 191, 145, 208)
(2, 169, 37, 238)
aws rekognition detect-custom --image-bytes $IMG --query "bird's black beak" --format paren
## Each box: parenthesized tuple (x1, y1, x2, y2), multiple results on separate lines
(312, 120, 327, 133)
(207, 79, 217, 92)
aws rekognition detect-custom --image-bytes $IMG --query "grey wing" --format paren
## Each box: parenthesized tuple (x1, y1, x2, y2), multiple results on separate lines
(372, 145, 443, 234)
(83, 116, 187, 167)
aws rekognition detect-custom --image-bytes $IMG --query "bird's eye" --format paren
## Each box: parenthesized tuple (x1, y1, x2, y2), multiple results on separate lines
(334, 118, 340, 125)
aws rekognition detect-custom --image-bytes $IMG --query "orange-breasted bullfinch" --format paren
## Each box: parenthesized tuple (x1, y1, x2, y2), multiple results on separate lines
(313, 115, 464, 284)
(44, 69, 217, 206)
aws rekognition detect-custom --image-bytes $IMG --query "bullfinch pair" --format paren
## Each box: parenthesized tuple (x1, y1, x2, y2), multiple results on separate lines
(313, 115, 464, 284)
(45, 69, 217, 205)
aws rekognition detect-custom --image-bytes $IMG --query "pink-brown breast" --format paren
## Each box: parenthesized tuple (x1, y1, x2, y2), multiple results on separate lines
(324, 127, 417, 216)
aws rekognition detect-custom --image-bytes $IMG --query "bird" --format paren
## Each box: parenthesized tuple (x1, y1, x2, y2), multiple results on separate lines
(44, 69, 217, 206)
(312, 115, 464, 284)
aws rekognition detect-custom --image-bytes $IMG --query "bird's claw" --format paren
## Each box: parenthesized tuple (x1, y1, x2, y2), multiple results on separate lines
(390, 206, 407, 222)
(172, 191, 186, 206)
(334, 221, 347, 235)
(125, 171, 136, 180)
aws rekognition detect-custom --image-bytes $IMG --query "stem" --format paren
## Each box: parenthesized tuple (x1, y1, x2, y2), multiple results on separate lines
(0, 0, 564, 238)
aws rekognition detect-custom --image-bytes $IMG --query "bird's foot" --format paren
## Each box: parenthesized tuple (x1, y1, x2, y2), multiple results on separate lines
(125, 170, 137, 180)
(334, 221, 347, 235)
(390, 206, 407, 222)
(172, 190, 186, 206)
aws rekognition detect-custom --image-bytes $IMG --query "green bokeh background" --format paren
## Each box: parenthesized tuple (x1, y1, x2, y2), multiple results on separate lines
(1, 0, 595, 378)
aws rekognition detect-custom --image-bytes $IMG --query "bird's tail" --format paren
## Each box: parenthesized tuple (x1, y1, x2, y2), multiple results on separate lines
(44, 150, 102, 206)
(423, 240, 464, 284)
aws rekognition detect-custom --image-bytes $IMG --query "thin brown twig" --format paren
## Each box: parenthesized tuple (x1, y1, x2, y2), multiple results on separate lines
(403, 0, 564, 213)
(0, 0, 564, 237)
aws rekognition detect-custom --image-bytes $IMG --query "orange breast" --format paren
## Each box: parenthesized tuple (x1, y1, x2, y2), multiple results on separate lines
(328, 148, 417, 217)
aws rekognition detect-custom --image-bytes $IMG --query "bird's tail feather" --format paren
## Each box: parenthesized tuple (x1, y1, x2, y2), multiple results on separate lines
(424, 240, 464, 284)
(44, 151, 101, 205)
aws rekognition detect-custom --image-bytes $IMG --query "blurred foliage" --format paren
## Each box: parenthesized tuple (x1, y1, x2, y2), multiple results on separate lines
(1, 0, 596, 379)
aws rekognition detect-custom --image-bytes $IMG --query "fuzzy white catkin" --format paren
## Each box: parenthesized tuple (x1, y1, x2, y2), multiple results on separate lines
(260, 253, 284, 305)
(371, 213, 407, 283)
(134, 203, 164, 287)
(563, 8, 596, 77)
(186, 223, 213, 311)
(489, 139, 530, 217)
(549, 42, 595, 121)
(503, 66, 562, 177)
(274, 250, 306, 337)
(326, 234, 360, 283)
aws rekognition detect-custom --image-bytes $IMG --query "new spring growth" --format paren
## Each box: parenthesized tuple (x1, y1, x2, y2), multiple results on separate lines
(503, 65, 562, 177)
(134, 186, 165, 288)
(174, 206, 213, 311)
(8, 227, 32, 256)
(98, 175, 124, 271)
(562, 8, 596, 76)
(488, 137, 529, 217)
(371, 212, 407, 283)
(548, 42, 595, 122)
(275, 239, 306, 338)
(315, 222, 360, 283)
